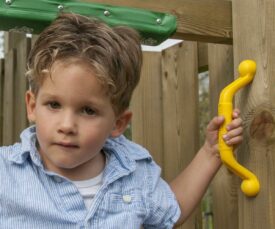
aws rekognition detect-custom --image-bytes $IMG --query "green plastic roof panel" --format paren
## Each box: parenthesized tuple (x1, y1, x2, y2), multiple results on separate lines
(0, 0, 177, 45)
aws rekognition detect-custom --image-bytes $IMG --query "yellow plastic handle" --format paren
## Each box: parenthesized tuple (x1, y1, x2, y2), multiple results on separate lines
(218, 60, 260, 197)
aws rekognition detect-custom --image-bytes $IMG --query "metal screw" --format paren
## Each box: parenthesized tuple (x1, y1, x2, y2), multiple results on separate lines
(57, 4, 64, 11)
(5, 0, 12, 5)
(156, 18, 162, 24)
(104, 10, 110, 17)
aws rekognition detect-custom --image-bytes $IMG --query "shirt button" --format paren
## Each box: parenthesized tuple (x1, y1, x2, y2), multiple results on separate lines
(123, 195, 132, 203)
(53, 176, 63, 183)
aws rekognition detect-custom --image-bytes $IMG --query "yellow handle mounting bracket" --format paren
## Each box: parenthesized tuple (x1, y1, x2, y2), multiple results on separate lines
(218, 60, 260, 197)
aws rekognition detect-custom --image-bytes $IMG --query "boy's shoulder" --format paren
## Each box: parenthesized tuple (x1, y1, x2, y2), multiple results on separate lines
(105, 135, 153, 162)
(0, 143, 23, 163)
(104, 135, 161, 179)
(0, 126, 36, 165)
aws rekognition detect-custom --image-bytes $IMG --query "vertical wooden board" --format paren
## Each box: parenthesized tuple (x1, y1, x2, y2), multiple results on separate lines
(208, 44, 239, 229)
(13, 33, 31, 141)
(161, 41, 199, 229)
(2, 50, 15, 145)
(162, 41, 199, 181)
(208, 44, 234, 116)
(4, 31, 25, 52)
(0, 59, 4, 144)
(131, 51, 164, 167)
(233, 0, 275, 228)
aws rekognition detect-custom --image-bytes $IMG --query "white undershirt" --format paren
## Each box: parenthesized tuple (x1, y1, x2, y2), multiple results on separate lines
(72, 171, 104, 209)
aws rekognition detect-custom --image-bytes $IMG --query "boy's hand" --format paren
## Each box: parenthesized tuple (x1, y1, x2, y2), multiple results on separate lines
(204, 108, 243, 156)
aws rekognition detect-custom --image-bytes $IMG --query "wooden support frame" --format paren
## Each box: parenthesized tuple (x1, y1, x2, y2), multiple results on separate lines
(84, 0, 232, 44)
(233, 1, 275, 228)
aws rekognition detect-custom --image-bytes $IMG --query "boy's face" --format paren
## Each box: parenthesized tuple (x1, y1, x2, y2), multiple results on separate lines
(25, 60, 131, 180)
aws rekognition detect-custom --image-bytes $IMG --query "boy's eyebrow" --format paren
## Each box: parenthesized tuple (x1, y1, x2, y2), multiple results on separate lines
(39, 92, 104, 107)
(39, 93, 58, 99)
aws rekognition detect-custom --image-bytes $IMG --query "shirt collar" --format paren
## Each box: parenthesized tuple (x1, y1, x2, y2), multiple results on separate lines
(102, 135, 152, 184)
(8, 126, 43, 167)
(104, 135, 152, 164)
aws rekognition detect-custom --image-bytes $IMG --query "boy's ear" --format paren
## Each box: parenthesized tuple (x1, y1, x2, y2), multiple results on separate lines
(110, 110, 132, 138)
(25, 90, 36, 123)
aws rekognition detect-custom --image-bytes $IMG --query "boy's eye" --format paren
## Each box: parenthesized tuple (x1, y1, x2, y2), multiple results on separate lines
(48, 101, 61, 109)
(82, 106, 96, 115)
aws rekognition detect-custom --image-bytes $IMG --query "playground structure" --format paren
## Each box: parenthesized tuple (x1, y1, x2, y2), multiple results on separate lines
(0, 1, 275, 229)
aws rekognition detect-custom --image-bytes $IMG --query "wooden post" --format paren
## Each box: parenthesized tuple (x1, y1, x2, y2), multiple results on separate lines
(131, 41, 199, 229)
(12, 32, 30, 142)
(233, 0, 275, 228)
(2, 49, 15, 145)
(2, 32, 30, 145)
(208, 44, 239, 229)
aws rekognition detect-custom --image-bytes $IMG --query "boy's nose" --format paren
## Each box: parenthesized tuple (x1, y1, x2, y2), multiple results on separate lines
(58, 111, 77, 135)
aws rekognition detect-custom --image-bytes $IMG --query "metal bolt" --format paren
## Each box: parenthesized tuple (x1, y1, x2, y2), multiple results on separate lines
(156, 18, 162, 24)
(57, 4, 64, 11)
(104, 10, 110, 17)
(5, 0, 12, 5)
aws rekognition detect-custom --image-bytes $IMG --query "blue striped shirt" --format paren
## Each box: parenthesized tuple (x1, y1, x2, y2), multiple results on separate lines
(0, 126, 180, 228)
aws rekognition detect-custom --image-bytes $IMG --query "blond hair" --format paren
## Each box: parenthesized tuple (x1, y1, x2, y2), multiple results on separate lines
(26, 13, 142, 115)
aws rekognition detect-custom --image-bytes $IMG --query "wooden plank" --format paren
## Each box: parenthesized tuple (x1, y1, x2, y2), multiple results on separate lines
(11, 32, 31, 142)
(131, 51, 164, 167)
(0, 58, 4, 145)
(208, 43, 238, 229)
(208, 44, 234, 116)
(162, 41, 199, 229)
(4, 31, 25, 53)
(2, 50, 15, 145)
(232, 0, 275, 228)
(162, 41, 199, 182)
(84, 0, 232, 44)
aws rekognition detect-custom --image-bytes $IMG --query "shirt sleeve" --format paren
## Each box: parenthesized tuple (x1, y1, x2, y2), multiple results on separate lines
(143, 160, 181, 229)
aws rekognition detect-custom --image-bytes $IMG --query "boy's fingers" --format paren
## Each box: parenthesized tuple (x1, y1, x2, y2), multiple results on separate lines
(225, 136, 243, 145)
(223, 127, 243, 141)
(232, 108, 241, 118)
(226, 117, 242, 131)
(207, 116, 224, 131)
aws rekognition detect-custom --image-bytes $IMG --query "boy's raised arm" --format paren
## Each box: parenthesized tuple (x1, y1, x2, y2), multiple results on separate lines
(170, 109, 243, 225)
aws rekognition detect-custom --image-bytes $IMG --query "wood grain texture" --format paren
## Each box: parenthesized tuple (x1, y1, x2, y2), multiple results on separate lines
(2, 32, 30, 145)
(2, 50, 15, 145)
(162, 41, 200, 229)
(233, 0, 275, 228)
(161, 42, 199, 182)
(12, 32, 30, 142)
(131, 51, 164, 166)
(84, 0, 232, 43)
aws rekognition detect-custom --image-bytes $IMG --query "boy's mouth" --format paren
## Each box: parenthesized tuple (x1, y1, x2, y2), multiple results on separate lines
(55, 142, 79, 148)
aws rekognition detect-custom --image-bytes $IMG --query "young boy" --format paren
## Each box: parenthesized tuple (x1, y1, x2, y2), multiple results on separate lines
(0, 13, 243, 228)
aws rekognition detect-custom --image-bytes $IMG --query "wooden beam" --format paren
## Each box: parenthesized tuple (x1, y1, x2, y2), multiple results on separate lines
(233, 0, 275, 228)
(83, 0, 233, 44)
